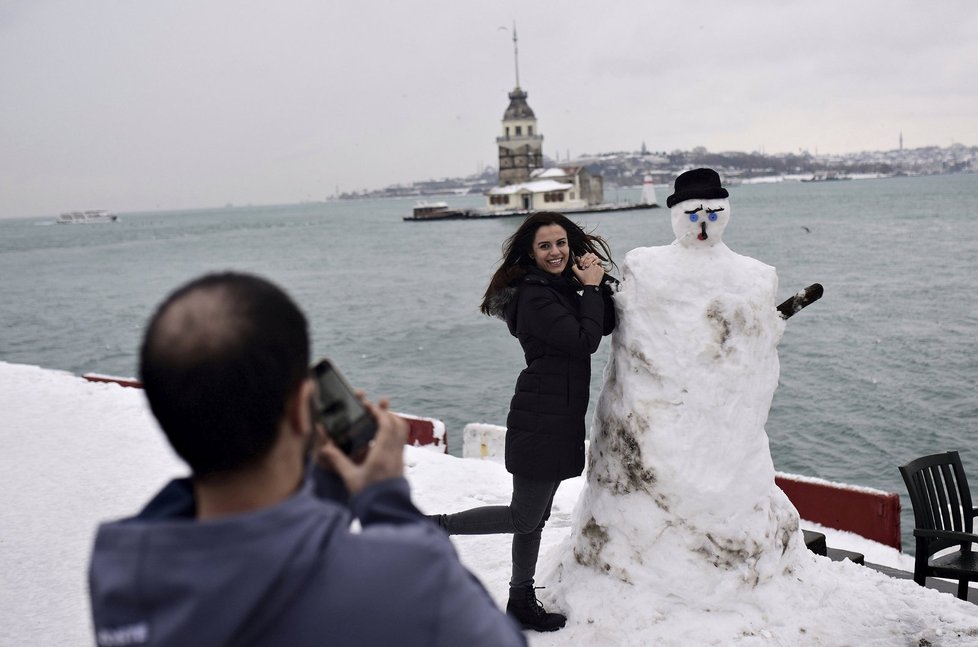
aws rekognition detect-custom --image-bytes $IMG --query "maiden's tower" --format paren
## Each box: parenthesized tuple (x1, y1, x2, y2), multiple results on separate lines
(484, 27, 611, 214)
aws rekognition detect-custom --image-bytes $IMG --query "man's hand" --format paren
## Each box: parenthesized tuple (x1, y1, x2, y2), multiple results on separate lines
(317, 397, 407, 496)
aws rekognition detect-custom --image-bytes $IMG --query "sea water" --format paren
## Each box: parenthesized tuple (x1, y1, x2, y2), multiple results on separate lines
(2, 174, 976, 550)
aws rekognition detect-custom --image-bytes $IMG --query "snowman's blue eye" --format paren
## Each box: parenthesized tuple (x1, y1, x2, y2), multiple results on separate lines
(708, 212, 718, 222)
(688, 213, 699, 222)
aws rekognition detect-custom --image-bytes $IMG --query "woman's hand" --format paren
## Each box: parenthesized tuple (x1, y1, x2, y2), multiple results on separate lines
(572, 252, 605, 286)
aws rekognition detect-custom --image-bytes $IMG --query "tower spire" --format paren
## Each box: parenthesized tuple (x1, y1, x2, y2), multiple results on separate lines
(512, 21, 520, 88)
(495, 22, 542, 186)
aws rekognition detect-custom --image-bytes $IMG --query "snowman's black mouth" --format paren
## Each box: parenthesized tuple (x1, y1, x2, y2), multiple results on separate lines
(697, 222, 708, 240)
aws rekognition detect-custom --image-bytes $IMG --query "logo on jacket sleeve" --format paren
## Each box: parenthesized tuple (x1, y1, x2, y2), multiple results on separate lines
(96, 622, 149, 646)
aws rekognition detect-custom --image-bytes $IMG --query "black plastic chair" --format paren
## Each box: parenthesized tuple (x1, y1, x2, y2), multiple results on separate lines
(899, 451, 978, 600)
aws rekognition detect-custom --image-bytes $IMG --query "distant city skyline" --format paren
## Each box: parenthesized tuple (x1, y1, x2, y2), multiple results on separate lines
(1, 0, 976, 219)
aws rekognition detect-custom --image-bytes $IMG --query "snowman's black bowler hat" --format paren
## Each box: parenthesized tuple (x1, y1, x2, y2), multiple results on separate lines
(666, 168, 729, 208)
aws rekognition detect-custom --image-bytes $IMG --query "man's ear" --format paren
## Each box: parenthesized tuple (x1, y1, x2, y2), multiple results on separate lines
(286, 378, 315, 438)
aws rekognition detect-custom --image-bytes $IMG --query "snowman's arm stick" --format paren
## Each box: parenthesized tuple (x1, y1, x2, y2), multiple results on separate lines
(777, 283, 823, 320)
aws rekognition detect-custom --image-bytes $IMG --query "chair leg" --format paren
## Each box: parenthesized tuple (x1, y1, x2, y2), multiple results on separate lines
(958, 579, 969, 601)
(913, 568, 926, 587)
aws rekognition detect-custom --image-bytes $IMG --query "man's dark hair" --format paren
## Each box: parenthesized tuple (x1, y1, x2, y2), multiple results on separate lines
(139, 272, 310, 478)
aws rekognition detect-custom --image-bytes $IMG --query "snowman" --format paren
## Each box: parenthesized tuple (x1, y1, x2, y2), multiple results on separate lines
(542, 168, 815, 609)
(529, 169, 978, 647)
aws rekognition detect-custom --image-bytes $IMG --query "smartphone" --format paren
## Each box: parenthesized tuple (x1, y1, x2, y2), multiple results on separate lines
(309, 358, 377, 456)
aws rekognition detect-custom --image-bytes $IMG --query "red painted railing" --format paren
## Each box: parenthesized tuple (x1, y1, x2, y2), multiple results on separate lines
(775, 473, 902, 550)
(82, 373, 447, 453)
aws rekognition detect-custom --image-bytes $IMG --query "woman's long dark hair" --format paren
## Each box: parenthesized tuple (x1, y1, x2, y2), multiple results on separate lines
(480, 212, 615, 317)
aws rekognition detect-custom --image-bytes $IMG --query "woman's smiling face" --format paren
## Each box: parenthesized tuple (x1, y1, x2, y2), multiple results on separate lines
(530, 224, 570, 275)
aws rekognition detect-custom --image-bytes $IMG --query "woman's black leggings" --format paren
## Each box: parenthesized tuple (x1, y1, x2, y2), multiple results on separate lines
(439, 475, 561, 591)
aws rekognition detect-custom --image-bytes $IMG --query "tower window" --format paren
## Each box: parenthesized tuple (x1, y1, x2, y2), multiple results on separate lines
(528, 126, 533, 136)
(505, 127, 510, 137)
(515, 126, 522, 136)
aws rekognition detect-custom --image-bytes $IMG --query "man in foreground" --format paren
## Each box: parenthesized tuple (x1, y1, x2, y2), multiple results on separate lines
(88, 272, 525, 646)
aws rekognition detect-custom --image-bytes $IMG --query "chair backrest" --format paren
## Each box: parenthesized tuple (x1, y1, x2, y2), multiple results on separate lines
(899, 451, 974, 552)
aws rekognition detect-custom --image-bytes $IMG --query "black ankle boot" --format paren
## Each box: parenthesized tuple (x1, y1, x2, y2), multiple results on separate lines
(506, 586, 566, 632)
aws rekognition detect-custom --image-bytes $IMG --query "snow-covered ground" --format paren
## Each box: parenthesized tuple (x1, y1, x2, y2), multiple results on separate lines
(2, 361, 976, 645)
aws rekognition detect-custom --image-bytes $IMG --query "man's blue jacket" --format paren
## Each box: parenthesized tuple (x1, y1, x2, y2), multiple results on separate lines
(89, 471, 526, 646)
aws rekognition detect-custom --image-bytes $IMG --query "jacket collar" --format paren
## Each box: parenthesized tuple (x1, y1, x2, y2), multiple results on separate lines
(525, 266, 580, 294)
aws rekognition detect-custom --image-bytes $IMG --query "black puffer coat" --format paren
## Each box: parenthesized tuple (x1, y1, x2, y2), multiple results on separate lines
(503, 267, 616, 481)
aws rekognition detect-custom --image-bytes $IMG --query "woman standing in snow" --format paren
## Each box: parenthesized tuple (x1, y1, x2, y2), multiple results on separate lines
(430, 212, 616, 632)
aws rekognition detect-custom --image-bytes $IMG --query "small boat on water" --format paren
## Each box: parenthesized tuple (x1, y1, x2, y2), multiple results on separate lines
(802, 173, 852, 183)
(56, 210, 118, 224)
(408, 201, 469, 221)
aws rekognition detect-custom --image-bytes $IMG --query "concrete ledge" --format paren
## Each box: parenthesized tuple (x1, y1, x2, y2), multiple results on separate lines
(865, 562, 978, 604)
(827, 547, 864, 565)
(803, 529, 827, 556)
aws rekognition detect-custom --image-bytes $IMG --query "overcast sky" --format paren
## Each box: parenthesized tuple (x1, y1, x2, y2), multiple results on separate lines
(1, 0, 976, 219)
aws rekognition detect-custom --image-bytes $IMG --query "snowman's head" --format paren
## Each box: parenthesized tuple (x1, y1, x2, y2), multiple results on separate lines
(670, 197, 730, 247)
(666, 168, 731, 248)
